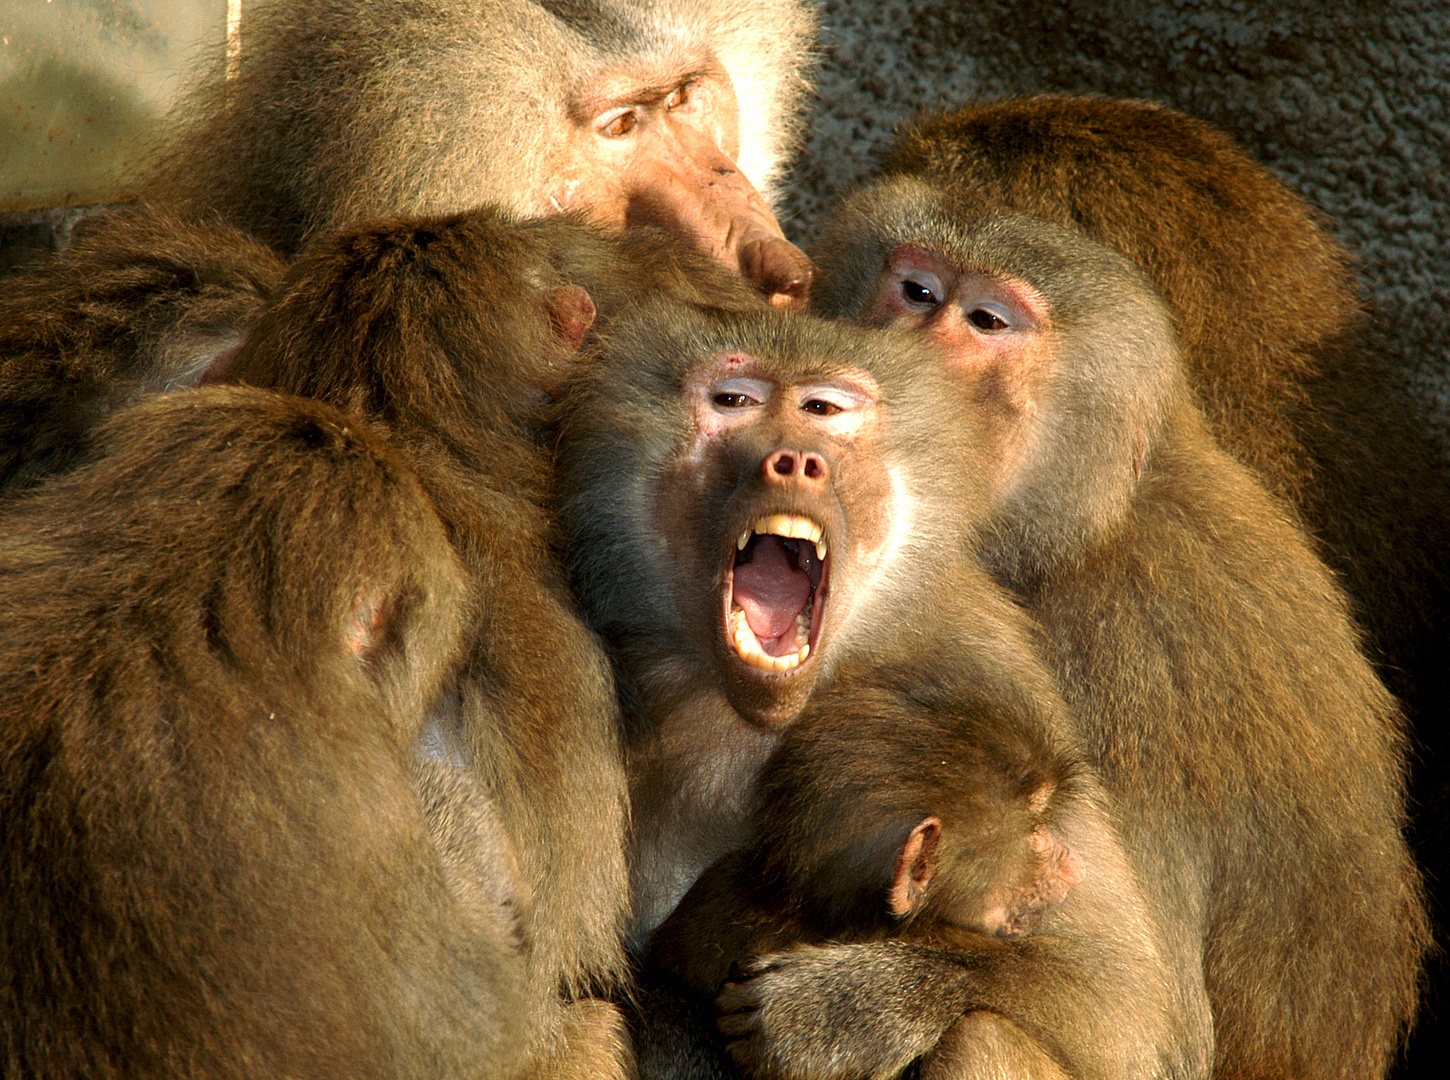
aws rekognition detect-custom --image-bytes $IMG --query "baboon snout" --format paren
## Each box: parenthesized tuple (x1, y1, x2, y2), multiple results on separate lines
(741, 237, 816, 310)
(763, 449, 828, 486)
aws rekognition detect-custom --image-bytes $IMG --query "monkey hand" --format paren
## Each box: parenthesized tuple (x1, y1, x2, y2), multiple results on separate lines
(715, 940, 974, 1080)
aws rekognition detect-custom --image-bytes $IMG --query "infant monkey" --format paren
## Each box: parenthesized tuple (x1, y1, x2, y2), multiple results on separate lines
(652, 663, 1085, 999)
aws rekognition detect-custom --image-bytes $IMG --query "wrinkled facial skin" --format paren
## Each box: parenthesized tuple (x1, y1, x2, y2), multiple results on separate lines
(652, 350, 895, 728)
(862, 244, 1049, 346)
(859, 242, 1055, 494)
(551, 57, 815, 309)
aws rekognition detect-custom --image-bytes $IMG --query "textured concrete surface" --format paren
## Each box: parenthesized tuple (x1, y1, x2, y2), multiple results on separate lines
(784, 0, 1449, 413)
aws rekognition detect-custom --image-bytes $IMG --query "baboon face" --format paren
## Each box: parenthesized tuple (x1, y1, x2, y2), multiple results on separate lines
(561, 307, 969, 732)
(656, 345, 896, 726)
(551, 57, 813, 306)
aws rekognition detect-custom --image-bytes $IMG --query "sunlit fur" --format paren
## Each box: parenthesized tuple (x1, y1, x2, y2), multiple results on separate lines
(141, 0, 816, 254)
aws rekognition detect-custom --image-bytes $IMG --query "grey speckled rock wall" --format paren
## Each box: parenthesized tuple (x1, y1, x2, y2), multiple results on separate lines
(782, 0, 1449, 414)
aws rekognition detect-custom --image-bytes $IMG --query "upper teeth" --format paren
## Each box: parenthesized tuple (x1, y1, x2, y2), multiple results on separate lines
(736, 514, 827, 561)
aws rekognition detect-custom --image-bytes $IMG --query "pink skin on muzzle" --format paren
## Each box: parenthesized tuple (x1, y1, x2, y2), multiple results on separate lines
(622, 120, 815, 308)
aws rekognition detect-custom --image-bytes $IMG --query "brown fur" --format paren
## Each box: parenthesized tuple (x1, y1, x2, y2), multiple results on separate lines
(0, 385, 537, 1079)
(557, 303, 1201, 1080)
(651, 663, 1087, 994)
(810, 200, 1426, 1079)
(842, 95, 1450, 864)
(141, 0, 818, 300)
(222, 206, 664, 1079)
(0, 203, 285, 493)
(875, 96, 1347, 507)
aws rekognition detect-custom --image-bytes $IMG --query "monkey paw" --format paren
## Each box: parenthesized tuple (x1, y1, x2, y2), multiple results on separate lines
(715, 941, 964, 1080)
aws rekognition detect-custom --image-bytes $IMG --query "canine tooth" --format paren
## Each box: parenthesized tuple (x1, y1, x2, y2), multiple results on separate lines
(814, 537, 827, 560)
(737, 528, 751, 550)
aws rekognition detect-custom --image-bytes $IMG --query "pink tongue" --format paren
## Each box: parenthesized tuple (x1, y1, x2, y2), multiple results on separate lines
(733, 537, 811, 647)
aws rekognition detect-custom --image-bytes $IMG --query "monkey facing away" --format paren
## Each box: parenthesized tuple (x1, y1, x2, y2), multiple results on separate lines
(0, 202, 286, 495)
(0, 205, 755, 1077)
(789, 196, 1427, 1079)
(222, 205, 668, 1078)
(0, 199, 765, 505)
(144, 0, 818, 304)
(556, 303, 1206, 1080)
(0, 386, 538, 1079)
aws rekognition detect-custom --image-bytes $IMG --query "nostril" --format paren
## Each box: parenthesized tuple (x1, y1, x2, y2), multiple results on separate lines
(764, 450, 828, 483)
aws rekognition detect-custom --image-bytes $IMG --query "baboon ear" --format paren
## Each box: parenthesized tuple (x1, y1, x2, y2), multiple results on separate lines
(549, 285, 597, 352)
(888, 815, 941, 916)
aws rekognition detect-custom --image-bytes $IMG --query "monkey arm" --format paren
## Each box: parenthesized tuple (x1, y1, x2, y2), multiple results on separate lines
(717, 937, 989, 1080)
(716, 936, 1181, 1080)
(649, 851, 806, 997)
(715, 804, 1210, 1080)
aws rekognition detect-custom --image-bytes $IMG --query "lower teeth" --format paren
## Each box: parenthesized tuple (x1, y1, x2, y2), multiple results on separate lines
(730, 605, 811, 670)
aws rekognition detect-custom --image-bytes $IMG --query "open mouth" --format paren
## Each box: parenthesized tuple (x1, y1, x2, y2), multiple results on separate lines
(724, 513, 828, 672)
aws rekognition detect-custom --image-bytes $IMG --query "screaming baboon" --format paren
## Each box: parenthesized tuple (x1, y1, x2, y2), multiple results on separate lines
(651, 667, 1086, 998)
(557, 303, 1206, 1080)
(0, 203, 285, 494)
(143, 0, 818, 303)
(0, 386, 537, 1079)
(838, 95, 1450, 843)
(804, 196, 1425, 1079)
(225, 205, 648, 1078)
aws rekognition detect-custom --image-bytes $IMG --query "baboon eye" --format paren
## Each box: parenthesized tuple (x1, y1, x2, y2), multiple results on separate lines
(803, 398, 842, 416)
(901, 277, 940, 306)
(665, 82, 693, 110)
(714, 391, 759, 408)
(600, 110, 638, 137)
(968, 303, 1012, 332)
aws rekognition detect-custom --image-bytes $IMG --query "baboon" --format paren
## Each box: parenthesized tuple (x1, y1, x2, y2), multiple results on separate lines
(651, 667, 1086, 1000)
(0, 203, 286, 494)
(881, 95, 1450, 692)
(827, 103, 1450, 991)
(556, 303, 1205, 1080)
(0, 386, 537, 1079)
(143, 0, 818, 303)
(223, 206, 668, 1078)
(796, 198, 1425, 1079)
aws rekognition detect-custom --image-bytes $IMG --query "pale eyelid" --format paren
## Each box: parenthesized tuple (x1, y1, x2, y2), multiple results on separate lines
(796, 384, 870, 413)
(595, 107, 638, 137)
(898, 270, 944, 307)
(710, 376, 773, 409)
(968, 299, 1016, 330)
